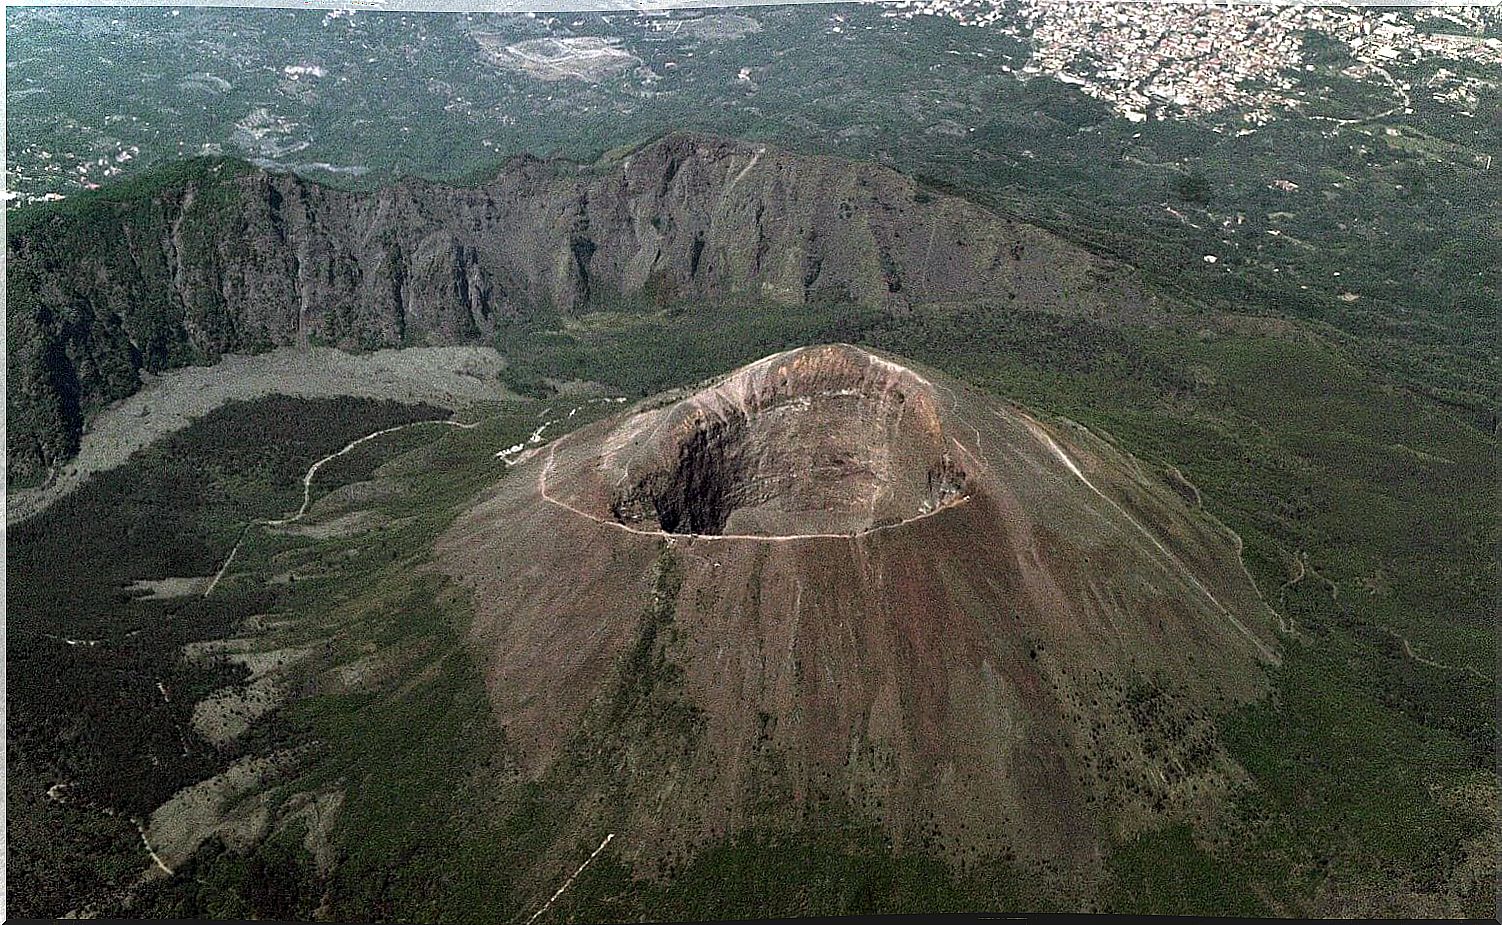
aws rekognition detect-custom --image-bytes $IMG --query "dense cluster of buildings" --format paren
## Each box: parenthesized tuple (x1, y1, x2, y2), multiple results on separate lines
(8, 4, 1500, 207)
(882, 0, 1501, 125)
(5, 142, 140, 205)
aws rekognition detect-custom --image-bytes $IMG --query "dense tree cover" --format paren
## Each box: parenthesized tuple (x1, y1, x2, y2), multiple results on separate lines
(5, 160, 257, 484)
(6, 7, 1494, 914)
(6, 396, 443, 918)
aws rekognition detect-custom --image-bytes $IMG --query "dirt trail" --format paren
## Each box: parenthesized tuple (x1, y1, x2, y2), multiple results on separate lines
(264, 418, 480, 527)
(8, 345, 513, 526)
(135, 819, 176, 877)
(1019, 413, 1279, 664)
(1389, 628, 1486, 681)
(1276, 550, 1308, 634)
(201, 417, 480, 595)
(1280, 549, 1482, 680)
(524, 833, 615, 925)
(203, 526, 250, 597)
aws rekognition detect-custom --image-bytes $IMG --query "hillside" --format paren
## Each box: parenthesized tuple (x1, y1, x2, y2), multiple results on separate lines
(435, 344, 1280, 887)
(8, 335, 1491, 919)
(5, 133, 1167, 485)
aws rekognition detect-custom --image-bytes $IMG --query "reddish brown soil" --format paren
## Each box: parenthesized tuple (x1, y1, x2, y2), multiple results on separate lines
(434, 344, 1279, 885)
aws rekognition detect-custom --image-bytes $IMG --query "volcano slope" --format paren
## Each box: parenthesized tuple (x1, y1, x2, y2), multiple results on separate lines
(435, 344, 1280, 889)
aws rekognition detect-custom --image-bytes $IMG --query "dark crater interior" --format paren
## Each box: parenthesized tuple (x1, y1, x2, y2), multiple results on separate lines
(609, 375, 968, 537)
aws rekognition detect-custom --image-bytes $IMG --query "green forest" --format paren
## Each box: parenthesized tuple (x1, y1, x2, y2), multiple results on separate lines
(6, 3, 1496, 920)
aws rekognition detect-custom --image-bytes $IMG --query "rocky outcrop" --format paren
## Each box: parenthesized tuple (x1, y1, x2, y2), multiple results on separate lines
(6, 134, 1164, 482)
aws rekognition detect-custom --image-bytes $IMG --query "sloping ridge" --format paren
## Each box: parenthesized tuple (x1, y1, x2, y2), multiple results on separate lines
(8, 132, 1163, 483)
(435, 345, 1280, 888)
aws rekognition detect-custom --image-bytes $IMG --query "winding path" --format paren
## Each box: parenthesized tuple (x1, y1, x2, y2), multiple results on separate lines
(1019, 414, 1280, 665)
(1277, 547, 1483, 680)
(203, 417, 480, 597)
(264, 418, 481, 527)
(1386, 627, 1486, 681)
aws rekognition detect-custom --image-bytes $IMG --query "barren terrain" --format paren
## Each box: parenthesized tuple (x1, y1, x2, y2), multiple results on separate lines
(6, 345, 512, 524)
(436, 344, 1281, 886)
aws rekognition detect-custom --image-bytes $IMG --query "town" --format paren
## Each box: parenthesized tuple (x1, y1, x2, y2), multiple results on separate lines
(882, 0, 1501, 124)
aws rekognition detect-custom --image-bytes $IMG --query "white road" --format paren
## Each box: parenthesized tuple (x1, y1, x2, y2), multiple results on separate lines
(1019, 413, 1280, 664)
(524, 833, 615, 925)
(263, 418, 480, 527)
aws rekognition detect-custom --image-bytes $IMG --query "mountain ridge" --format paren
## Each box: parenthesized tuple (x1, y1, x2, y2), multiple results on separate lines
(7, 132, 1168, 484)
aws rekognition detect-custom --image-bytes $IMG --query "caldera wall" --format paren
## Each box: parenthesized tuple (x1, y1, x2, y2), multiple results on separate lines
(601, 346, 970, 537)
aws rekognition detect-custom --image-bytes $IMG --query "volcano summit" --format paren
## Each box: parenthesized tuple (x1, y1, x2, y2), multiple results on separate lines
(437, 345, 1280, 885)
(555, 346, 970, 538)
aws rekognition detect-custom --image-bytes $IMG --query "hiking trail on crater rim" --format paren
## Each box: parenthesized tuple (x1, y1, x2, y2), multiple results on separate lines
(434, 344, 1280, 890)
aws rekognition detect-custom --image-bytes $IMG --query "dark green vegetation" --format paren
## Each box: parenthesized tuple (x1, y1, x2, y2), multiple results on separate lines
(5, 158, 258, 486)
(1104, 825, 1268, 917)
(6, 396, 442, 917)
(550, 825, 1042, 922)
(7, 3, 1496, 919)
(496, 299, 879, 401)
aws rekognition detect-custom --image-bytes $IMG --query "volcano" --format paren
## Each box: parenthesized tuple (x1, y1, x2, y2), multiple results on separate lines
(435, 345, 1279, 884)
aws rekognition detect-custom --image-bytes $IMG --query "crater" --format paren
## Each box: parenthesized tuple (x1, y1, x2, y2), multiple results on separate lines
(604, 345, 969, 537)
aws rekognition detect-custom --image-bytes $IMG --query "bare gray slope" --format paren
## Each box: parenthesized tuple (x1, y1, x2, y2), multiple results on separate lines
(5, 346, 512, 525)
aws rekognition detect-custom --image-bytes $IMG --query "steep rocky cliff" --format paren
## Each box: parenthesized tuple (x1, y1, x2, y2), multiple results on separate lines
(6, 133, 1164, 483)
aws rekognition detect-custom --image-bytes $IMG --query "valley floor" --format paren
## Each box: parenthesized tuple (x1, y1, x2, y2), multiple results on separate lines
(6, 345, 515, 525)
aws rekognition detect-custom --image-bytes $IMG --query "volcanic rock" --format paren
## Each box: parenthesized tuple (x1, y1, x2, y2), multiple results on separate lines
(8, 133, 1164, 482)
(434, 344, 1279, 883)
